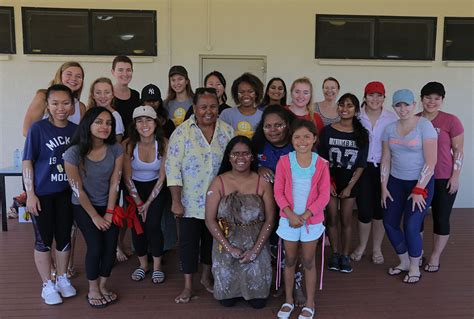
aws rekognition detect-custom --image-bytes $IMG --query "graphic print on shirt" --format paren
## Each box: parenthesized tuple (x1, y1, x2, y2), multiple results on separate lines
(328, 137, 359, 169)
(173, 107, 186, 126)
(236, 121, 253, 138)
(46, 135, 70, 182)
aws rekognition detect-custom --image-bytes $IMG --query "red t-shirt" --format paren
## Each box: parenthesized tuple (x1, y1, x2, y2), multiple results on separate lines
(426, 111, 464, 179)
(284, 105, 325, 134)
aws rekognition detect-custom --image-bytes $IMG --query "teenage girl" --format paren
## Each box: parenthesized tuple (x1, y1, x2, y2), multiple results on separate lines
(123, 106, 168, 284)
(314, 77, 340, 126)
(259, 77, 287, 109)
(23, 84, 78, 305)
(219, 72, 264, 138)
(64, 107, 123, 307)
(351, 82, 398, 264)
(419, 82, 464, 273)
(382, 89, 437, 284)
(164, 65, 194, 127)
(23, 61, 86, 137)
(275, 119, 330, 319)
(185, 70, 231, 120)
(318, 93, 369, 273)
(285, 77, 324, 134)
(88, 77, 125, 143)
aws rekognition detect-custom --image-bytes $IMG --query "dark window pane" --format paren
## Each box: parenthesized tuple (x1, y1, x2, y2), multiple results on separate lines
(91, 10, 156, 56)
(316, 16, 374, 58)
(0, 7, 15, 54)
(444, 18, 474, 61)
(378, 17, 436, 60)
(22, 8, 89, 54)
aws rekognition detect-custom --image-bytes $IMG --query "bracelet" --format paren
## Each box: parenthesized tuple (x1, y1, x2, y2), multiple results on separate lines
(106, 208, 114, 215)
(136, 202, 144, 208)
(412, 187, 428, 199)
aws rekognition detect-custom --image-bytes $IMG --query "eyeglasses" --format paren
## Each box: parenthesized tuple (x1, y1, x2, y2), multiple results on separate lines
(229, 152, 252, 159)
(195, 87, 217, 95)
(263, 123, 286, 131)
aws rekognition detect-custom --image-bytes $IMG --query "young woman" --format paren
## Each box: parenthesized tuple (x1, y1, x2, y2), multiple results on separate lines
(351, 82, 398, 264)
(123, 106, 168, 284)
(205, 136, 275, 309)
(23, 84, 78, 305)
(259, 77, 287, 109)
(318, 93, 369, 273)
(419, 82, 463, 273)
(275, 120, 330, 319)
(141, 83, 176, 138)
(88, 77, 125, 143)
(314, 77, 340, 126)
(219, 72, 264, 139)
(285, 77, 324, 134)
(164, 65, 194, 127)
(111, 55, 141, 138)
(381, 89, 437, 284)
(185, 70, 231, 120)
(23, 61, 85, 136)
(64, 107, 123, 307)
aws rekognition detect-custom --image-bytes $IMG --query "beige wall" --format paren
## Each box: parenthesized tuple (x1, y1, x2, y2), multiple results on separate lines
(0, 0, 473, 207)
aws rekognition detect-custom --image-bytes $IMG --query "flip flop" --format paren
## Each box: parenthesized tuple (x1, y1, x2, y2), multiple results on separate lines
(387, 267, 408, 276)
(372, 253, 385, 265)
(102, 292, 118, 304)
(200, 280, 214, 293)
(86, 295, 108, 309)
(403, 273, 422, 284)
(424, 263, 440, 273)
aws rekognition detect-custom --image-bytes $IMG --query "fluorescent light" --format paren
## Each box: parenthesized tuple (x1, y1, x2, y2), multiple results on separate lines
(120, 34, 135, 41)
(97, 15, 113, 21)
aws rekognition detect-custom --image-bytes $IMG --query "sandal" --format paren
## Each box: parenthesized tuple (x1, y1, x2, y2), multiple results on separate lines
(372, 253, 384, 264)
(350, 250, 365, 262)
(86, 295, 108, 309)
(277, 303, 294, 319)
(131, 268, 149, 281)
(200, 279, 214, 293)
(102, 291, 118, 304)
(298, 307, 315, 319)
(151, 270, 165, 284)
(403, 273, 422, 284)
(387, 267, 408, 276)
(424, 263, 440, 273)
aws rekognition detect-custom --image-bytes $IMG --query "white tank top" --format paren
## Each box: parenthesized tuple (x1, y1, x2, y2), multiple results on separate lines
(131, 141, 161, 182)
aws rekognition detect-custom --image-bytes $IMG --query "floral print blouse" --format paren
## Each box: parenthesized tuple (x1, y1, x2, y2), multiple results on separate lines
(165, 116, 234, 219)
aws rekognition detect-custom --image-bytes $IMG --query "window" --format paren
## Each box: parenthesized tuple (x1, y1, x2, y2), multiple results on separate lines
(0, 7, 15, 54)
(315, 15, 436, 60)
(22, 7, 157, 56)
(443, 17, 474, 61)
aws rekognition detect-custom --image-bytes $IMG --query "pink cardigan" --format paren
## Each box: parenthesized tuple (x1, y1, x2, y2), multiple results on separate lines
(274, 153, 330, 225)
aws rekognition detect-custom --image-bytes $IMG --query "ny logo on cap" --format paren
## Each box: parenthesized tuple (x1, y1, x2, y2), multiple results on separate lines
(148, 88, 155, 95)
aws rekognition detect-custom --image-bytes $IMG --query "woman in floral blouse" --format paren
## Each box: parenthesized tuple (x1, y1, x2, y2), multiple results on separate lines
(166, 87, 234, 304)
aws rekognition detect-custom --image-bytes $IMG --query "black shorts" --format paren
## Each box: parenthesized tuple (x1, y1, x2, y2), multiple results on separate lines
(331, 167, 360, 198)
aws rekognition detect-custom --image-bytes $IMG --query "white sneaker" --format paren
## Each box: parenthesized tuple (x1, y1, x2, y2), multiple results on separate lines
(41, 280, 63, 305)
(55, 274, 77, 298)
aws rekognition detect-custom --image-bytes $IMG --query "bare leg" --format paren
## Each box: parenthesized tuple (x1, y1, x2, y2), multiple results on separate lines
(67, 225, 78, 277)
(372, 219, 385, 264)
(326, 196, 340, 254)
(340, 198, 355, 255)
(301, 240, 317, 313)
(34, 250, 52, 283)
(116, 227, 129, 262)
(283, 241, 299, 308)
(175, 274, 194, 303)
(99, 276, 118, 303)
(200, 264, 214, 293)
(55, 249, 70, 278)
(351, 221, 370, 261)
(426, 234, 449, 269)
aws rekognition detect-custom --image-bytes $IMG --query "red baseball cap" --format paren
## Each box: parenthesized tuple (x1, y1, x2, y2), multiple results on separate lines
(365, 81, 385, 95)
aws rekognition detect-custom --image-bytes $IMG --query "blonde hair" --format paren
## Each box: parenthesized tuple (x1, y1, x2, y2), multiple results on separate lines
(290, 77, 314, 117)
(49, 61, 85, 100)
(87, 77, 115, 110)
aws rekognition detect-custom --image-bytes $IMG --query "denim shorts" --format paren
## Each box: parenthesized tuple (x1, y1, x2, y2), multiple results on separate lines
(276, 218, 325, 242)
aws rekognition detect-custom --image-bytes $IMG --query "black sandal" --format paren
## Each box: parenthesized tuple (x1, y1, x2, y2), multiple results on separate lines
(86, 295, 108, 308)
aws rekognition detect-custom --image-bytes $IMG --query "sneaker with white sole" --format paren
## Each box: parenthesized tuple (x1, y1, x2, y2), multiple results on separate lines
(55, 274, 77, 298)
(41, 280, 63, 305)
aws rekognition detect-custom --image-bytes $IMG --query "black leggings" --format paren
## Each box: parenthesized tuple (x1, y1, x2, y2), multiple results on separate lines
(430, 179, 457, 235)
(179, 217, 212, 274)
(219, 297, 267, 309)
(356, 163, 383, 223)
(131, 179, 165, 258)
(32, 190, 73, 252)
(73, 204, 119, 280)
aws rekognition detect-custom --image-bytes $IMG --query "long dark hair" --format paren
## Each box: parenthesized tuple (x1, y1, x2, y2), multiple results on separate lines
(204, 70, 227, 104)
(218, 136, 258, 175)
(252, 104, 294, 152)
(337, 93, 368, 149)
(260, 77, 287, 107)
(70, 107, 116, 164)
(125, 117, 166, 158)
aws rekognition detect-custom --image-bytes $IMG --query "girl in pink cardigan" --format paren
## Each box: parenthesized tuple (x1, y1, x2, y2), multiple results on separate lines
(275, 119, 330, 319)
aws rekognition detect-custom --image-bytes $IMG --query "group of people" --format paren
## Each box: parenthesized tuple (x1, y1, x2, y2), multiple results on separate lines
(21, 56, 464, 319)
